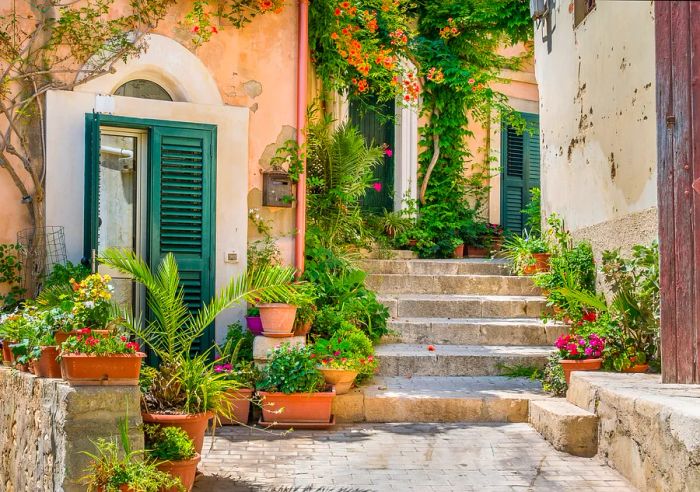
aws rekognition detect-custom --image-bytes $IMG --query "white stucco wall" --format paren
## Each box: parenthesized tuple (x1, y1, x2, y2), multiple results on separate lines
(45, 90, 249, 339)
(534, 0, 657, 236)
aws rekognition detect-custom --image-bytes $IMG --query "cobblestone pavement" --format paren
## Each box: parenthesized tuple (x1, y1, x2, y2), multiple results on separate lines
(193, 423, 635, 492)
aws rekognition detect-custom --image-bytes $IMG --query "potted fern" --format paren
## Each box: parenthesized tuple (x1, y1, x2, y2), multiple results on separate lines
(100, 248, 296, 453)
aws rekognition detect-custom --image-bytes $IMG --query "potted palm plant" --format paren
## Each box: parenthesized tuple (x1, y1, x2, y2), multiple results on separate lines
(257, 343, 335, 426)
(100, 248, 296, 454)
(145, 425, 199, 492)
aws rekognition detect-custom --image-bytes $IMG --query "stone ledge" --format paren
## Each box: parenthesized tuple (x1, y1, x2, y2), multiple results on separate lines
(0, 367, 142, 492)
(529, 398, 598, 457)
(568, 372, 700, 491)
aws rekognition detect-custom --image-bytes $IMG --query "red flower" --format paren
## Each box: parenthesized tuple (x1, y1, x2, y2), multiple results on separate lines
(210, 26, 218, 34)
(126, 341, 140, 352)
(77, 328, 91, 335)
(192, 25, 200, 33)
(334, 7, 342, 16)
(427, 345, 436, 352)
(582, 311, 598, 323)
(334, 350, 341, 356)
(367, 355, 374, 361)
(310, 353, 317, 359)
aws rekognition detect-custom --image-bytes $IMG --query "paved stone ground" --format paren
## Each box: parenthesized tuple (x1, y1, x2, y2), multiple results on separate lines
(193, 423, 635, 492)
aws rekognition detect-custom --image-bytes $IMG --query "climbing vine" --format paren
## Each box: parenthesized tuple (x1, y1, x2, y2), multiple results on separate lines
(309, 0, 534, 257)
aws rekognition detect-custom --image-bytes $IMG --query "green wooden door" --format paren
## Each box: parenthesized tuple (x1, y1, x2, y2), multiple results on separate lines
(85, 115, 217, 353)
(349, 99, 395, 213)
(500, 113, 540, 233)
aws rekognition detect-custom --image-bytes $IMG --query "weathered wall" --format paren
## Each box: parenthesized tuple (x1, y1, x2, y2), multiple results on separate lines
(0, 1, 299, 263)
(568, 372, 700, 492)
(534, 0, 658, 252)
(0, 368, 142, 491)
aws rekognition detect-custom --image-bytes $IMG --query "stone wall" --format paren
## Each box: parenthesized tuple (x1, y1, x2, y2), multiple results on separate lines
(568, 372, 700, 492)
(0, 367, 142, 491)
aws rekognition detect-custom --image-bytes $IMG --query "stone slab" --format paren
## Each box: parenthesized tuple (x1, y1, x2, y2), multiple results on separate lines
(366, 273, 541, 296)
(386, 317, 566, 346)
(252, 335, 306, 364)
(529, 398, 598, 457)
(360, 258, 512, 276)
(377, 294, 547, 319)
(375, 343, 553, 377)
(567, 372, 700, 491)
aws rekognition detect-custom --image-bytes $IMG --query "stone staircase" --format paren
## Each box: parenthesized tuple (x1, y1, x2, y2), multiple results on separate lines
(333, 255, 567, 423)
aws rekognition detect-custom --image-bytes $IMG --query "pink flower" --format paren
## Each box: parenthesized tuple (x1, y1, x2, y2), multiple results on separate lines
(334, 350, 341, 356)
(384, 148, 393, 158)
(372, 182, 382, 192)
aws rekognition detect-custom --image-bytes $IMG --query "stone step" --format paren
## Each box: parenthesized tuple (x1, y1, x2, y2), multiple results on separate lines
(333, 376, 549, 423)
(529, 399, 599, 457)
(367, 273, 540, 296)
(379, 294, 547, 319)
(360, 258, 512, 276)
(386, 317, 566, 346)
(375, 343, 553, 377)
(363, 249, 418, 260)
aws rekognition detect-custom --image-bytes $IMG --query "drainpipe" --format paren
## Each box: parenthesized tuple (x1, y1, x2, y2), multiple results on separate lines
(294, 0, 309, 277)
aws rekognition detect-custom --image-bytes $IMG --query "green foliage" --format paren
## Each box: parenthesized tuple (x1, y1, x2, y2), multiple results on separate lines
(0, 243, 25, 310)
(60, 331, 139, 356)
(497, 363, 541, 380)
(313, 332, 377, 375)
(247, 209, 282, 270)
(257, 343, 326, 394)
(534, 241, 596, 322)
(306, 117, 384, 251)
(221, 322, 254, 363)
(557, 242, 661, 372)
(540, 354, 567, 397)
(303, 245, 389, 341)
(42, 261, 90, 291)
(522, 187, 541, 235)
(144, 425, 196, 462)
(80, 417, 182, 492)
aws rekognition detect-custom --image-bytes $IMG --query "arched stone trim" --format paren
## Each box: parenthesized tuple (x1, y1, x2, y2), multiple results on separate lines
(75, 34, 223, 105)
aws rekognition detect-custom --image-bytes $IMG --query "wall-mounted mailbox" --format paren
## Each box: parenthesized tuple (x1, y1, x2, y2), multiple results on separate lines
(262, 170, 293, 208)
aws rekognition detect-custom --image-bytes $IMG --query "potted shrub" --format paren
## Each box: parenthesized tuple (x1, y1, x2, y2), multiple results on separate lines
(257, 343, 335, 424)
(451, 238, 465, 259)
(258, 283, 314, 336)
(31, 333, 62, 378)
(101, 248, 296, 453)
(313, 335, 376, 394)
(59, 329, 145, 385)
(463, 221, 490, 258)
(80, 418, 182, 492)
(502, 232, 550, 275)
(555, 333, 605, 384)
(214, 332, 258, 425)
(145, 425, 199, 492)
(244, 307, 263, 336)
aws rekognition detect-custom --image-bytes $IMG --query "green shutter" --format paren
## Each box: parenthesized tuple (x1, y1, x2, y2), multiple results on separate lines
(501, 113, 540, 234)
(150, 126, 216, 353)
(84, 113, 102, 264)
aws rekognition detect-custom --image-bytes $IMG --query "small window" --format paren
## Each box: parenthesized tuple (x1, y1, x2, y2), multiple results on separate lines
(114, 79, 173, 101)
(574, 0, 595, 27)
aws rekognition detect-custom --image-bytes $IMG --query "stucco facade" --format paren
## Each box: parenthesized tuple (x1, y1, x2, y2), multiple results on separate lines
(534, 0, 658, 255)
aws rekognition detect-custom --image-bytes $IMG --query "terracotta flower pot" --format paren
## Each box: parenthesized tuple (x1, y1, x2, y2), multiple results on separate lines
(55, 329, 111, 345)
(258, 303, 297, 335)
(59, 352, 146, 386)
(218, 388, 254, 425)
(560, 358, 603, 384)
(452, 243, 465, 258)
(467, 246, 489, 258)
(142, 411, 213, 455)
(245, 316, 263, 336)
(319, 368, 357, 395)
(622, 364, 649, 373)
(258, 388, 335, 423)
(407, 239, 418, 247)
(157, 453, 201, 492)
(293, 320, 313, 337)
(2, 340, 16, 365)
(532, 253, 551, 273)
(33, 346, 62, 378)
